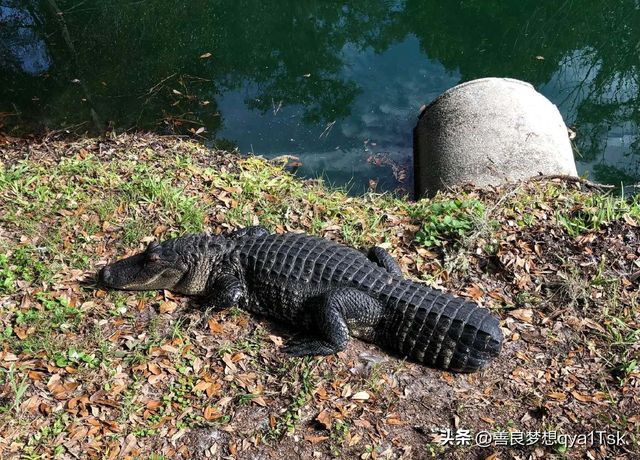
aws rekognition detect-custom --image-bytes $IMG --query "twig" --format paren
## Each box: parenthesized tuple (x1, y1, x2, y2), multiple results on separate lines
(140, 73, 178, 99)
(319, 121, 336, 139)
(528, 174, 615, 191)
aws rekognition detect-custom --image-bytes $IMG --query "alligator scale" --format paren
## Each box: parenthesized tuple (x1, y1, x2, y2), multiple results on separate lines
(99, 227, 503, 372)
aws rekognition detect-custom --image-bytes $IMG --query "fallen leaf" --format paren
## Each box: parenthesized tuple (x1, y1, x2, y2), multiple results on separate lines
(509, 309, 533, 323)
(222, 354, 237, 372)
(316, 409, 332, 430)
(192, 381, 212, 393)
(159, 301, 176, 314)
(304, 435, 329, 444)
(623, 213, 637, 227)
(208, 319, 223, 333)
(352, 391, 370, 401)
(121, 433, 137, 457)
(571, 391, 592, 402)
(354, 419, 373, 430)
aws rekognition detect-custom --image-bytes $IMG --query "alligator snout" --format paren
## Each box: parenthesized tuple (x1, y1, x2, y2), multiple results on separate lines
(98, 265, 111, 286)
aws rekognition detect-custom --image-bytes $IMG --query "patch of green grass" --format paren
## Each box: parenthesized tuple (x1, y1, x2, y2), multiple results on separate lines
(0, 245, 55, 293)
(414, 199, 485, 247)
(556, 190, 640, 236)
(265, 358, 318, 439)
(122, 175, 208, 232)
(122, 218, 155, 244)
(20, 410, 71, 457)
(7, 292, 84, 359)
(0, 363, 30, 414)
(329, 419, 350, 457)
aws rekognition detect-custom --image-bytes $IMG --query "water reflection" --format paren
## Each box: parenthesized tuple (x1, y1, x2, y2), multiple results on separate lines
(0, 0, 638, 192)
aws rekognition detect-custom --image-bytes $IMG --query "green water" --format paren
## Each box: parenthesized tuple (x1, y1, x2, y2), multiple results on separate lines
(1, 1, 639, 194)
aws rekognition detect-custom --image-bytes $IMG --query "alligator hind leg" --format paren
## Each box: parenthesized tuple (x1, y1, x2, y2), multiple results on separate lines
(367, 246, 403, 277)
(282, 288, 384, 357)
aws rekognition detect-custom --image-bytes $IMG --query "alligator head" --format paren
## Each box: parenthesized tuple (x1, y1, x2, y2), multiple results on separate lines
(98, 234, 232, 295)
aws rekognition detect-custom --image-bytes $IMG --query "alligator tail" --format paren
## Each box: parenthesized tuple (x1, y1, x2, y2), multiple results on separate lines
(388, 289, 503, 372)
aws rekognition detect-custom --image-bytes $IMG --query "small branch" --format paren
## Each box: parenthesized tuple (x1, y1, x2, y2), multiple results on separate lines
(528, 174, 615, 191)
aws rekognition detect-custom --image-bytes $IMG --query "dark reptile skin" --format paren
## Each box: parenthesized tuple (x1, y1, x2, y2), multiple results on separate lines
(235, 233, 502, 372)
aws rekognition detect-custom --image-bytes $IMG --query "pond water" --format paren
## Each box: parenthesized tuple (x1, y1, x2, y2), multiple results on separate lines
(1, 1, 639, 195)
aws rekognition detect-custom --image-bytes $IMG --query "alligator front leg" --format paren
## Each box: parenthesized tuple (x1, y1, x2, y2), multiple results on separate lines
(367, 246, 403, 277)
(202, 274, 245, 310)
(282, 288, 384, 357)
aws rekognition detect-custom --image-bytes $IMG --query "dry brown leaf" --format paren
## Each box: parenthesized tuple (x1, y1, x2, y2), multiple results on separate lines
(222, 353, 237, 372)
(14, 327, 28, 339)
(316, 409, 332, 430)
(148, 362, 161, 375)
(148, 373, 165, 385)
(160, 344, 178, 353)
(159, 301, 176, 314)
(571, 391, 592, 402)
(354, 419, 373, 430)
(386, 418, 407, 425)
(121, 433, 137, 457)
(217, 396, 233, 407)
(204, 406, 219, 420)
(304, 435, 329, 444)
(208, 319, 224, 333)
(509, 309, 533, 323)
(192, 381, 212, 393)
(623, 213, 637, 227)
(581, 318, 605, 333)
(349, 434, 363, 447)
(352, 391, 370, 401)
(252, 396, 267, 406)
(146, 400, 162, 409)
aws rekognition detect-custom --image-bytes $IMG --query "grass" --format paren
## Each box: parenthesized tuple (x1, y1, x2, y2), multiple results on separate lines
(556, 189, 640, 237)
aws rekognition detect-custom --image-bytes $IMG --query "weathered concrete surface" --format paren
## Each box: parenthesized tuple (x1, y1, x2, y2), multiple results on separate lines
(413, 78, 578, 198)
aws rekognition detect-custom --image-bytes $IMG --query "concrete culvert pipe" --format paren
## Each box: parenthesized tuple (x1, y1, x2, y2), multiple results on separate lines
(413, 77, 578, 198)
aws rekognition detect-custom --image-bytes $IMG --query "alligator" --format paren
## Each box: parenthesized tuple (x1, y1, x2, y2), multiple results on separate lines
(99, 226, 503, 372)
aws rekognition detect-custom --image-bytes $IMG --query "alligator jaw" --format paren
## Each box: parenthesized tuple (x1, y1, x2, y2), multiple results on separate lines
(98, 253, 151, 290)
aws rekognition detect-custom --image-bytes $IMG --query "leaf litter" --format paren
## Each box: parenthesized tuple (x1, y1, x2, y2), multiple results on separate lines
(0, 133, 638, 459)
